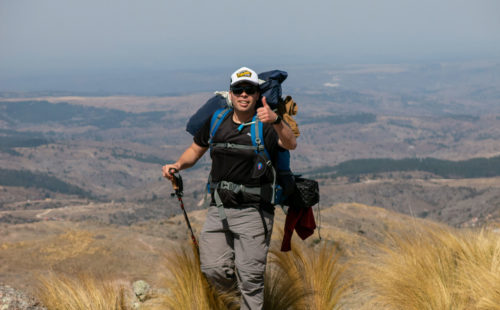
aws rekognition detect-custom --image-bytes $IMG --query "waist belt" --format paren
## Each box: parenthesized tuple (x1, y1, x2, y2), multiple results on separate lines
(212, 180, 262, 220)
(212, 180, 271, 242)
(216, 180, 261, 195)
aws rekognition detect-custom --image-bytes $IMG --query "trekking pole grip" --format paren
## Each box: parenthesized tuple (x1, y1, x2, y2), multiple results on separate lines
(169, 168, 183, 196)
(169, 168, 179, 188)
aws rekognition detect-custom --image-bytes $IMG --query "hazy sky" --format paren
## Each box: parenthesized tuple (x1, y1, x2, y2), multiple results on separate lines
(1, 0, 499, 91)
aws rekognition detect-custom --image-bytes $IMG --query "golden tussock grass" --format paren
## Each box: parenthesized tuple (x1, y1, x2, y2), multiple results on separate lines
(153, 234, 347, 310)
(31, 207, 500, 309)
(267, 238, 347, 310)
(359, 224, 500, 310)
(36, 272, 130, 310)
(457, 229, 500, 310)
(153, 244, 239, 310)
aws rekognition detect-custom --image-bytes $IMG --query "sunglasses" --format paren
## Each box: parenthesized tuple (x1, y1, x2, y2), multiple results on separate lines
(230, 85, 259, 95)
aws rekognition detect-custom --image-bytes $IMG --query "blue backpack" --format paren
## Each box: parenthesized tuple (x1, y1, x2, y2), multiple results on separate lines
(185, 70, 288, 136)
(208, 107, 287, 203)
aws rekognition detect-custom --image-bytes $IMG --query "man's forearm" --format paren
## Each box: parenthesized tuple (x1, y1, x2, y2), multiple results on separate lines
(275, 121, 297, 150)
(163, 142, 207, 180)
(174, 142, 208, 170)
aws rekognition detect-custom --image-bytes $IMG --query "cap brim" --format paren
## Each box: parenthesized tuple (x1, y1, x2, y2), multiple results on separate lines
(230, 78, 259, 86)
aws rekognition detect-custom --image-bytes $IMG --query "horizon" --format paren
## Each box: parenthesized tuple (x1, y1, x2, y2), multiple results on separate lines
(1, 0, 500, 93)
(1, 59, 499, 96)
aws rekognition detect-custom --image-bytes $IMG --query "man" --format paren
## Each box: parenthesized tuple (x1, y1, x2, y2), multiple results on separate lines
(162, 66, 296, 310)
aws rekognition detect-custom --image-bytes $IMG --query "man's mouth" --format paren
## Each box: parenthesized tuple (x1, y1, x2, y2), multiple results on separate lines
(238, 101, 250, 107)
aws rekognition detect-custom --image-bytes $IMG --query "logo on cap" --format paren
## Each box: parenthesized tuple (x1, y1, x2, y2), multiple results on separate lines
(236, 70, 252, 78)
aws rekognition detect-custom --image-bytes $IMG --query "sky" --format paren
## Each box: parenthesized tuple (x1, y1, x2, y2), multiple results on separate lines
(1, 0, 499, 93)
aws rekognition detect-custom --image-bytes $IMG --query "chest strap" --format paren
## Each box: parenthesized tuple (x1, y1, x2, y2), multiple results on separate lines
(210, 142, 265, 152)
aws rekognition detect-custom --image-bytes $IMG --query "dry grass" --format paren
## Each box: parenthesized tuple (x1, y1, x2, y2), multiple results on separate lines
(458, 229, 500, 310)
(28, 205, 500, 309)
(263, 259, 311, 310)
(153, 233, 347, 310)
(268, 238, 347, 310)
(154, 245, 239, 310)
(360, 224, 500, 310)
(36, 272, 130, 310)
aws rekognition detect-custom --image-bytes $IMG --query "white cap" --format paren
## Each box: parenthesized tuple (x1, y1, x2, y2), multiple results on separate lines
(230, 67, 259, 86)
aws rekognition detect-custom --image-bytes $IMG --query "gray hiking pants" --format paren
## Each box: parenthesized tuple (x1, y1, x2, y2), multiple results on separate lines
(200, 205, 274, 310)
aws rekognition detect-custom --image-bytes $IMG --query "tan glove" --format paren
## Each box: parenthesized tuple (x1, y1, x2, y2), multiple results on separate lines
(279, 96, 300, 138)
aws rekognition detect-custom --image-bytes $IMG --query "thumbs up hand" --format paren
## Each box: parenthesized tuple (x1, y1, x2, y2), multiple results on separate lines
(257, 96, 278, 124)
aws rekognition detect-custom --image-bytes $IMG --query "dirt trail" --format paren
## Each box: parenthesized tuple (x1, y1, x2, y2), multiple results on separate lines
(35, 209, 53, 219)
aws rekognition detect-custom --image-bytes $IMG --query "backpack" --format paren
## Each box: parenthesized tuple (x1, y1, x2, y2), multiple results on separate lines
(186, 92, 231, 136)
(208, 106, 285, 205)
(186, 70, 317, 209)
(207, 107, 318, 210)
(185, 70, 288, 136)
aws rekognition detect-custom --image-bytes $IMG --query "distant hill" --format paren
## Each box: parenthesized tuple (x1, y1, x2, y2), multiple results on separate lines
(0, 169, 91, 198)
(1, 62, 499, 227)
(310, 156, 500, 179)
(0, 129, 50, 155)
(0, 100, 166, 129)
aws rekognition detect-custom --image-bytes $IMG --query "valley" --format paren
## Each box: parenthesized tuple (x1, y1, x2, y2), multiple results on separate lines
(0, 62, 499, 303)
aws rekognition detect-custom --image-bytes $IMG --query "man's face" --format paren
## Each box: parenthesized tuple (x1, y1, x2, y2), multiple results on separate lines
(229, 83, 260, 114)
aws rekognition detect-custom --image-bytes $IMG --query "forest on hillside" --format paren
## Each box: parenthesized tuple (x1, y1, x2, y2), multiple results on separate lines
(0, 168, 91, 198)
(311, 156, 500, 179)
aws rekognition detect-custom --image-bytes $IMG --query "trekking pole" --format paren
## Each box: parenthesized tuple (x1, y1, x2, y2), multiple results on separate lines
(169, 168, 199, 251)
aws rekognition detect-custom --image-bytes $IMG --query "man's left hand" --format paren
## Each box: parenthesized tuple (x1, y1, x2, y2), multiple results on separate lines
(256, 96, 278, 124)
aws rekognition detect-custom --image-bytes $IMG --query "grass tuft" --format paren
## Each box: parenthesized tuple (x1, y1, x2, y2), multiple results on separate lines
(155, 245, 239, 310)
(36, 272, 130, 310)
(360, 224, 500, 309)
(155, 233, 347, 310)
(264, 254, 311, 310)
(268, 236, 347, 310)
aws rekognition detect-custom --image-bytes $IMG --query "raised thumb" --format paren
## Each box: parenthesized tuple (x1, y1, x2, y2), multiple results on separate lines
(261, 96, 269, 107)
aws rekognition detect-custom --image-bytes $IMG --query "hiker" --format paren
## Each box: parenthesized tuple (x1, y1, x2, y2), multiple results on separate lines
(162, 66, 297, 310)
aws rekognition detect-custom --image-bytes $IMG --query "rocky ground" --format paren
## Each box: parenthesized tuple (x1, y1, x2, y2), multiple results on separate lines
(0, 285, 46, 310)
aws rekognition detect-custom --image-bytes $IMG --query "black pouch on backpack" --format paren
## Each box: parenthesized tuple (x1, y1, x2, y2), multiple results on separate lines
(285, 177, 320, 209)
(251, 153, 270, 179)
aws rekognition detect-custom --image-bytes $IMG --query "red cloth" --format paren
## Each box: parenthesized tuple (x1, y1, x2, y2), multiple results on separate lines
(281, 207, 316, 252)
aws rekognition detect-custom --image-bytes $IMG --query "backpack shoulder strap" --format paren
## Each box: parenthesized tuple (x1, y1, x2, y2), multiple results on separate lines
(209, 107, 231, 143)
(250, 114, 271, 159)
(250, 115, 280, 204)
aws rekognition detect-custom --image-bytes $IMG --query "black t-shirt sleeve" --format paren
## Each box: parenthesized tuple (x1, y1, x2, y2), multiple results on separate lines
(193, 117, 211, 147)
